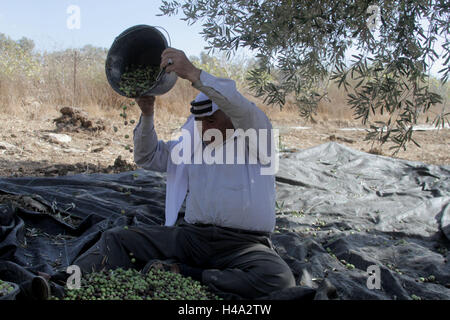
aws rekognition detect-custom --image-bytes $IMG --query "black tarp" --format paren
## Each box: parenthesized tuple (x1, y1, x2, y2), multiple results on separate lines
(0, 142, 449, 299)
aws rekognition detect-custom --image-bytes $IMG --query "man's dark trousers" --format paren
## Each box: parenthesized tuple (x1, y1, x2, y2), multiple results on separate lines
(73, 221, 296, 299)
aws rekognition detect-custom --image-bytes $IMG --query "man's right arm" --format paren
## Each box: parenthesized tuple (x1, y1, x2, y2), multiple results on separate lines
(133, 96, 175, 172)
(133, 114, 173, 172)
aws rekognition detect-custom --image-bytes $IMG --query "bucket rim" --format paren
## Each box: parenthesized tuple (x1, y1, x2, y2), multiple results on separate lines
(106, 24, 175, 98)
(114, 24, 167, 43)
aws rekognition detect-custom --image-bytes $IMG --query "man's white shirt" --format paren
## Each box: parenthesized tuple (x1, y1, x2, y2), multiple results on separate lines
(133, 71, 276, 233)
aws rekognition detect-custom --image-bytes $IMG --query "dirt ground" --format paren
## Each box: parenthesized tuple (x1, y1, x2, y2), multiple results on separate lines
(0, 107, 448, 178)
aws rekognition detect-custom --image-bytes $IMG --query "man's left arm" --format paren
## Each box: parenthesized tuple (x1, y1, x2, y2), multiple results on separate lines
(161, 49, 274, 162)
(192, 71, 272, 132)
(160, 48, 272, 132)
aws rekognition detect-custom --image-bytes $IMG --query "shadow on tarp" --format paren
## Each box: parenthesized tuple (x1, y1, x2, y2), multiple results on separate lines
(0, 170, 167, 282)
(0, 142, 449, 300)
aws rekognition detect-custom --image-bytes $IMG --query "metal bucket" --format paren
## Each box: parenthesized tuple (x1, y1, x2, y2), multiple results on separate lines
(105, 25, 177, 97)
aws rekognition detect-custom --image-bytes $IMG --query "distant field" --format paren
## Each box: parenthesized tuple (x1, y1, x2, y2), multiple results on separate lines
(1, 34, 448, 129)
(0, 37, 448, 180)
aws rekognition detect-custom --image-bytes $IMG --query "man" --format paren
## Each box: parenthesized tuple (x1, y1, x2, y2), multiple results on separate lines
(28, 48, 295, 299)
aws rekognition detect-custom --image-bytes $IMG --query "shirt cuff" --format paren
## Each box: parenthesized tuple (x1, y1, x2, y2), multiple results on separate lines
(191, 70, 216, 89)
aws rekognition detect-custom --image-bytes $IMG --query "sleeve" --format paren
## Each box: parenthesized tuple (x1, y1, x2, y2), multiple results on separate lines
(133, 115, 178, 173)
(192, 71, 273, 132)
(192, 71, 275, 164)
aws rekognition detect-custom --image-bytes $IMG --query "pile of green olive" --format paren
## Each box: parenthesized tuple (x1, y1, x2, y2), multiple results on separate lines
(0, 279, 15, 298)
(51, 268, 220, 300)
(119, 65, 160, 98)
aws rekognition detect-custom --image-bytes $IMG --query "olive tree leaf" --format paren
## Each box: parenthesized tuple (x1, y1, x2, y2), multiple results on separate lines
(159, 0, 449, 153)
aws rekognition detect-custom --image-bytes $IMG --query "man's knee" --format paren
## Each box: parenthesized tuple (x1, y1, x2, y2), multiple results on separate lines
(244, 249, 296, 294)
(241, 254, 296, 296)
(265, 260, 296, 291)
(277, 265, 296, 289)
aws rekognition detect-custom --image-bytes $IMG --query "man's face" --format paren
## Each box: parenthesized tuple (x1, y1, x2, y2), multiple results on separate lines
(195, 110, 235, 145)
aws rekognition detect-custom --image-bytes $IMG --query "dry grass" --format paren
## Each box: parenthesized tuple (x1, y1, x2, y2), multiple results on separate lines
(317, 83, 355, 123)
(1, 37, 447, 131)
(2, 78, 446, 136)
(0, 48, 446, 130)
(0, 76, 301, 129)
(155, 79, 196, 119)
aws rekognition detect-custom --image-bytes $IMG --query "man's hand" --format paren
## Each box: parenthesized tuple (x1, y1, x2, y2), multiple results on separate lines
(135, 96, 155, 117)
(160, 48, 201, 83)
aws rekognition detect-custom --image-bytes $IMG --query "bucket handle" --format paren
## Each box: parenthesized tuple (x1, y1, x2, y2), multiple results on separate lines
(115, 25, 172, 48)
(153, 26, 172, 48)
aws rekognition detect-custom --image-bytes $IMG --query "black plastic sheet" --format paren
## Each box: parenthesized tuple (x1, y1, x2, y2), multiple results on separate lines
(0, 142, 449, 299)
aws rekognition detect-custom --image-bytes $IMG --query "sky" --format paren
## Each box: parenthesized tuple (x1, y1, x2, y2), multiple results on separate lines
(0, 0, 209, 58)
